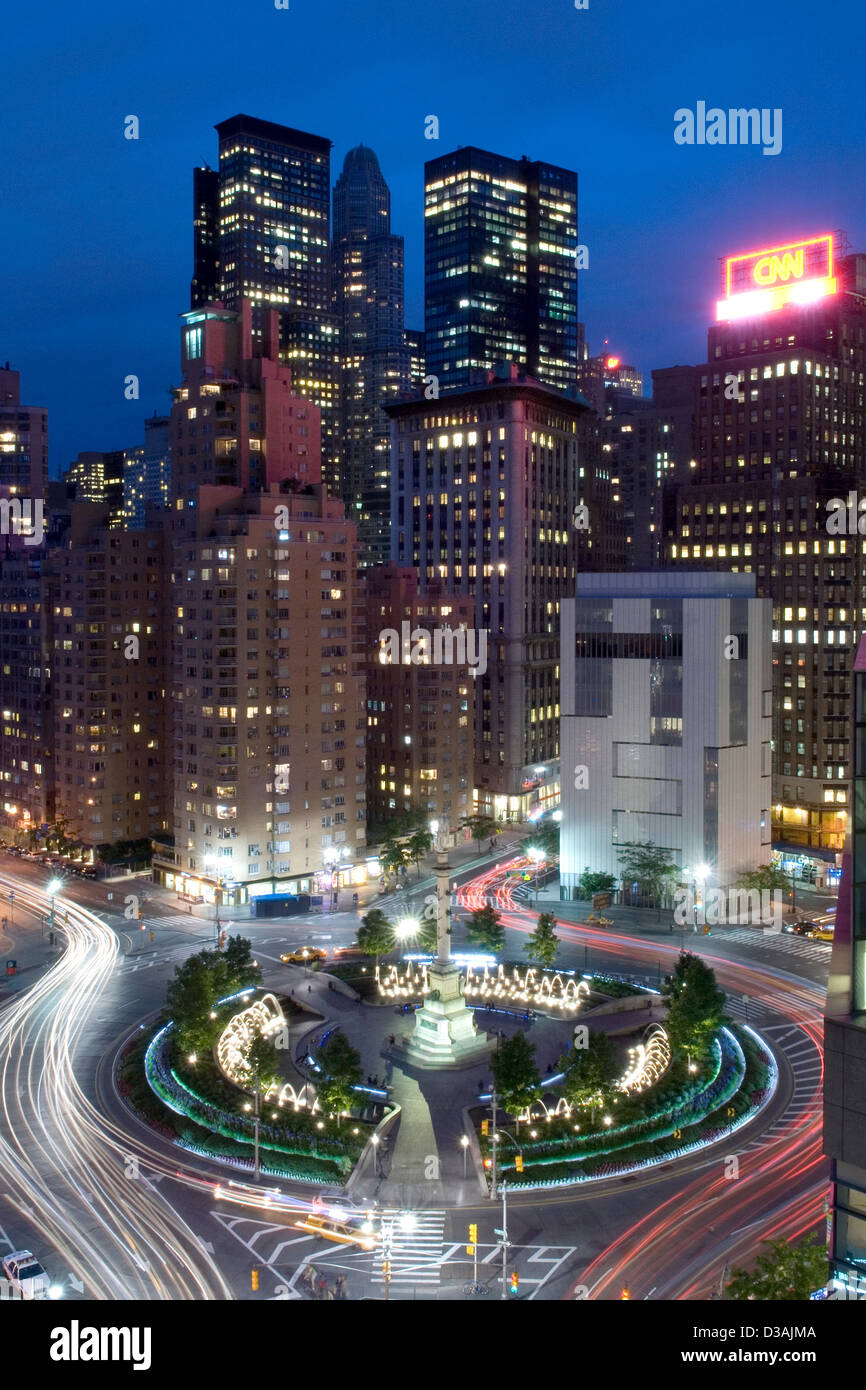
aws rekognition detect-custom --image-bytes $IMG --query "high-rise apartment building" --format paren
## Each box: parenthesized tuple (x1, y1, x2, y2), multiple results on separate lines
(365, 566, 475, 834)
(825, 633, 866, 1299)
(158, 299, 366, 905)
(332, 144, 410, 565)
(560, 572, 772, 897)
(154, 483, 366, 903)
(0, 547, 57, 835)
(52, 505, 169, 848)
(124, 414, 171, 528)
(424, 147, 578, 394)
(191, 114, 340, 493)
(388, 364, 623, 818)
(170, 302, 318, 501)
(665, 234, 866, 853)
(0, 363, 48, 500)
(64, 448, 132, 526)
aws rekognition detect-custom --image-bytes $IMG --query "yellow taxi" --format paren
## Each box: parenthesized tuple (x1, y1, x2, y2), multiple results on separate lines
(279, 946, 327, 965)
(293, 1213, 376, 1251)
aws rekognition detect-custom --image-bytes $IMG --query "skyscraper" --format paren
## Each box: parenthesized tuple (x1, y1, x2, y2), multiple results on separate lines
(156, 298, 367, 906)
(191, 114, 340, 493)
(332, 144, 410, 565)
(424, 147, 578, 393)
(665, 233, 866, 856)
(388, 363, 622, 818)
(0, 363, 48, 500)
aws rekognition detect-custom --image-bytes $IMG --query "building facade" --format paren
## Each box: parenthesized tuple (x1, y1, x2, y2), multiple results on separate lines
(388, 365, 623, 818)
(191, 114, 340, 493)
(424, 147, 578, 394)
(332, 144, 411, 566)
(365, 566, 475, 835)
(154, 484, 366, 904)
(51, 505, 169, 848)
(825, 633, 866, 1298)
(559, 571, 772, 896)
(665, 236, 866, 853)
(0, 363, 48, 501)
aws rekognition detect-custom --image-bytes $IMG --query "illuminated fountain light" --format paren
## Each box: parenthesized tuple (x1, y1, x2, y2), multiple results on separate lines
(618, 1026, 671, 1094)
(216, 991, 319, 1112)
(375, 962, 431, 998)
(463, 963, 589, 1015)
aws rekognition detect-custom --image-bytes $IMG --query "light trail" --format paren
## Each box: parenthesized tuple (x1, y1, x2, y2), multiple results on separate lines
(0, 872, 234, 1300)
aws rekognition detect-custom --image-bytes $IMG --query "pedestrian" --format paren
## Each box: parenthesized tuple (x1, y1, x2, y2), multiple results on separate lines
(335, 1274, 346, 1300)
(302, 1264, 316, 1294)
(389, 1034, 395, 1046)
(317, 1274, 328, 1300)
(308, 984, 312, 994)
(326, 1285, 336, 1300)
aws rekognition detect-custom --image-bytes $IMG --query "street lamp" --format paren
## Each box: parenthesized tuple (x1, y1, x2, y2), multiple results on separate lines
(396, 917, 420, 942)
(460, 1133, 470, 1178)
(46, 877, 63, 940)
(204, 855, 223, 944)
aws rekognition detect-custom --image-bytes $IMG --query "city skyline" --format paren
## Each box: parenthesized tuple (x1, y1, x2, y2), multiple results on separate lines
(3, 0, 865, 472)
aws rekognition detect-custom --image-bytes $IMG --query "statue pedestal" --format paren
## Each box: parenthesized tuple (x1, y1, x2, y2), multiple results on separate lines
(404, 961, 492, 1068)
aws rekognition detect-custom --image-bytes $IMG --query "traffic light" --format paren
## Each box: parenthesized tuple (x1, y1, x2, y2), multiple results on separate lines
(703, 924, 711, 936)
(481, 1120, 489, 1137)
(138, 908, 144, 931)
(251, 1268, 259, 1291)
(469, 1223, 477, 1245)
(515, 1155, 524, 1173)
(621, 1285, 630, 1300)
(383, 1260, 392, 1283)
(510, 1271, 519, 1295)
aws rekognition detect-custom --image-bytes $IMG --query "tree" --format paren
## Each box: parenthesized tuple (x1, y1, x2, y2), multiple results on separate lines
(525, 911, 559, 967)
(735, 863, 795, 912)
(222, 935, 262, 994)
(492, 1034, 541, 1128)
(459, 813, 500, 845)
(379, 838, 409, 880)
(316, 1031, 363, 1118)
(465, 903, 505, 954)
(248, 1031, 281, 1094)
(166, 952, 224, 1052)
(358, 909, 396, 964)
(406, 826, 434, 878)
(575, 869, 617, 901)
(617, 841, 679, 914)
(417, 897, 440, 954)
(526, 824, 559, 859)
(559, 1031, 620, 1107)
(726, 1237, 828, 1301)
(662, 952, 727, 1055)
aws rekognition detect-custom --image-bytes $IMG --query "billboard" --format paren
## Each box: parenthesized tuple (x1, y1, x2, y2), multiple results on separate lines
(716, 234, 837, 321)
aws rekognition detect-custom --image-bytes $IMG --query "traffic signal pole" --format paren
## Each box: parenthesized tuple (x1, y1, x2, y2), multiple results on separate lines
(500, 1179, 509, 1300)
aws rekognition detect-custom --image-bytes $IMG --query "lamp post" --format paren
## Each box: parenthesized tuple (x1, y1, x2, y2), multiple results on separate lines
(253, 1066, 261, 1180)
(528, 847, 544, 900)
(460, 1133, 469, 1178)
(46, 878, 63, 942)
(204, 855, 224, 944)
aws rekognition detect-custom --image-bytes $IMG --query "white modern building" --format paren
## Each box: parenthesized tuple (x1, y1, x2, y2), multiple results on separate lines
(560, 571, 772, 898)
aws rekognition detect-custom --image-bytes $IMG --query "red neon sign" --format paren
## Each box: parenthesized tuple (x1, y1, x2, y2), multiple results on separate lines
(716, 234, 837, 321)
(605, 356, 621, 370)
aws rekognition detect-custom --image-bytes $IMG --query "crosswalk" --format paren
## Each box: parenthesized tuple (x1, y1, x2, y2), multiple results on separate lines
(116, 944, 189, 974)
(716, 927, 831, 963)
(741, 1021, 823, 1149)
(372, 1208, 446, 1289)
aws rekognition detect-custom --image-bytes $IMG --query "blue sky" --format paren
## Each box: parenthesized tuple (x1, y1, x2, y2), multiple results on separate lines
(1, 0, 863, 472)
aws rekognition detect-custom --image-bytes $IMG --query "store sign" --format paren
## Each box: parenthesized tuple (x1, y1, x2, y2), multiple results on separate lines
(716, 234, 837, 321)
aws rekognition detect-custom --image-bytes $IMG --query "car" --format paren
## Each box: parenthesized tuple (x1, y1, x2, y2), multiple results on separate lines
(279, 946, 327, 965)
(783, 920, 815, 936)
(2, 1250, 52, 1299)
(808, 925, 834, 942)
(293, 1213, 377, 1251)
(333, 941, 363, 957)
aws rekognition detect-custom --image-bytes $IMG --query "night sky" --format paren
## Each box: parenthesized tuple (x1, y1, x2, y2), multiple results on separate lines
(2, 0, 864, 474)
